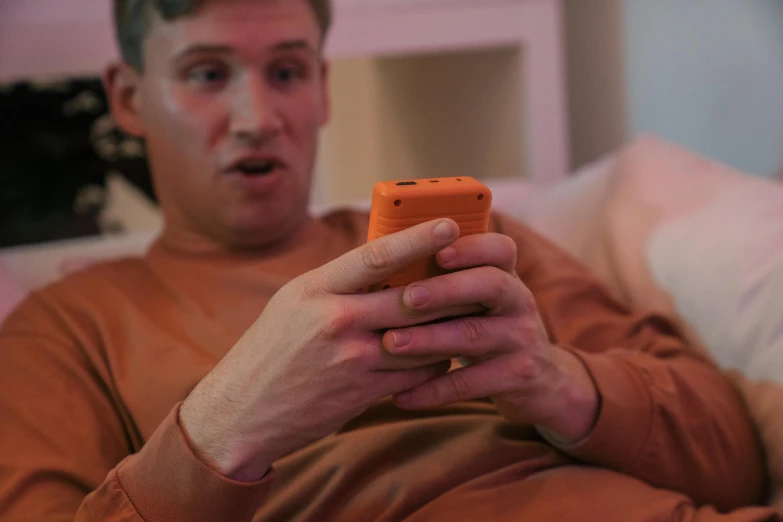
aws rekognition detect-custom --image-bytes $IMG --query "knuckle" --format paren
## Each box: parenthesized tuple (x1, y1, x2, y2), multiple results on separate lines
(322, 299, 358, 337)
(274, 278, 311, 307)
(512, 319, 537, 345)
(400, 235, 418, 258)
(518, 285, 537, 314)
(449, 371, 471, 401)
(499, 233, 518, 257)
(362, 242, 393, 272)
(460, 318, 485, 344)
(485, 269, 508, 301)
(336, 340, 366, 368)
(511, 355, 541, 384)
(333, 306, 357, 334)
(297, 275, 323, 300)
(287, 270, 327, 300)
(509, 321, 527, 346)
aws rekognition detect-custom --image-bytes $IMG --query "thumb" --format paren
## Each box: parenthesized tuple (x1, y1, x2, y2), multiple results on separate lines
(313, 219, 459, 295)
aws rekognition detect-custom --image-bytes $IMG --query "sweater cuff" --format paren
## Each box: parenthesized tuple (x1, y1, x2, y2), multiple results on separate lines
(542, 348, 655, 472)
(117, 402, 273, 522)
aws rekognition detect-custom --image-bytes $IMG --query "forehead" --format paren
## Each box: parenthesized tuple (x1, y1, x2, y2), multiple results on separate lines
(144, 0, 321, 60)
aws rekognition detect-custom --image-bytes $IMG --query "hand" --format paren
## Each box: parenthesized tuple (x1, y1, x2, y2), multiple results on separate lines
(180, 219, 485, 482)
(382, 233, 600, 444)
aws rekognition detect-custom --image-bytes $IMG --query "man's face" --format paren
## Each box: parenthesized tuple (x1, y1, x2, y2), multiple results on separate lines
(120, 0, 328, 249)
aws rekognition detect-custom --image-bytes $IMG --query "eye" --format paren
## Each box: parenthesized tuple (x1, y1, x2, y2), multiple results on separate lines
(268, 61, 307, 89)
(186, 63, 229, 90)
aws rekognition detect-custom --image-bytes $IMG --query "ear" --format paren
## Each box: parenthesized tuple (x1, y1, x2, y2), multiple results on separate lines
(319, 61, 331, 126)
(102, 62, 146, 137)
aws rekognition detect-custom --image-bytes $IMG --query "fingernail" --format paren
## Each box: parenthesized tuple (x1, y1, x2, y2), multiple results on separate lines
(433, 220, 455, 240)
(438, 247, 457, 264)
(405, 285, 430, 308)
(392, 331, 411, 347)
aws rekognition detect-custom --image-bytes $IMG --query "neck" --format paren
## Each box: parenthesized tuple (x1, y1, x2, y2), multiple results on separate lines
(158, 214, 319, 260)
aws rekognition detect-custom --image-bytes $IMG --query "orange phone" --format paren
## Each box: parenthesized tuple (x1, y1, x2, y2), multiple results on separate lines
(366, 176, 493, 291)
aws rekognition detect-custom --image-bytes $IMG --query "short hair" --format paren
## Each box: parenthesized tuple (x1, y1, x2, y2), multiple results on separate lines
(114, 0, 332, 71)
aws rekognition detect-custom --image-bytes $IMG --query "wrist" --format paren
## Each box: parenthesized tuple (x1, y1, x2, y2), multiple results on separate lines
(537, 346, 601, 444)
(180, 397, 275, 482)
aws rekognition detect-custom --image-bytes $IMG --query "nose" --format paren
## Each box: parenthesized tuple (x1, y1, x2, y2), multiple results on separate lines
(229, 74, 282, 145)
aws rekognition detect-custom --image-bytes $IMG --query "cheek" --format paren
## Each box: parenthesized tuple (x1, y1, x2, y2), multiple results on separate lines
(143, 82, 227, 155)
(285, 92, 325, 142)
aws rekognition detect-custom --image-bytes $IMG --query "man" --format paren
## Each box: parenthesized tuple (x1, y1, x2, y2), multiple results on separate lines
(0, 1, 777, 520)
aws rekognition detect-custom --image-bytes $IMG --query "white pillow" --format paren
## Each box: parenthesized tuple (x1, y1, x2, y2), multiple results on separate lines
(649, 184, 783, 511)
(0, 230, 158, 292)
(511, 155, 618, 264)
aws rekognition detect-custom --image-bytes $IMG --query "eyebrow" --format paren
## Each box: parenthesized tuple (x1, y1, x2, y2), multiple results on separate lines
(174, 39, 316, 62)
(273, 39, 314, 53)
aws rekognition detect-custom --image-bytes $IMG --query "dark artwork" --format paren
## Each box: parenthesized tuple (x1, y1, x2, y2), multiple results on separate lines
(0, 77, 156, 249)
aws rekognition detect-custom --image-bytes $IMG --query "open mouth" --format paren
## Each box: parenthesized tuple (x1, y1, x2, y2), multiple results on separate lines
(234, 159, 280, 177)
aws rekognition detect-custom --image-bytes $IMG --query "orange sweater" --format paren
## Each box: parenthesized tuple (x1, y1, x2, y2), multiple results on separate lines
(0, 211, 775, 522)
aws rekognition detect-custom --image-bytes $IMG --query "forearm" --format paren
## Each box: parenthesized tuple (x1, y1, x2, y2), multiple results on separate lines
(551, 343, 767, 510)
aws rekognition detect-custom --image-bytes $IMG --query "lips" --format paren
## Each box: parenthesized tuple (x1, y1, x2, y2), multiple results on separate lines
(225, 156, 285, 177)
(222, 154, 287, 195)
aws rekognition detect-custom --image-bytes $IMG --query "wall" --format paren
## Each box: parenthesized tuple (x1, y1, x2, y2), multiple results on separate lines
(624, 0, 783, 177)
(0, 0, 117, 81)
(563, 0, 628, 170)
(318, 48, 525, 208)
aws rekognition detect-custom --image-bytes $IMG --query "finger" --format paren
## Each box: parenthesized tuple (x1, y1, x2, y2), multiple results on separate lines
(437, 233, 518, 275)
(376, 360, 452, 398)
(402, 266, 528, 315)
(346, 287, 484, 331)
(375, 351, 456, 371)
(354, 327, 454, 371)
(314, 219, 460, 295)
(393, 357, 512, 409)
(382, 316, 514, 358)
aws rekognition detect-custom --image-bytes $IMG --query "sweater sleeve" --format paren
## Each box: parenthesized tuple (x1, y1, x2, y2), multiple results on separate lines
(494, 213, 768, 511)
(0, 296, 272, 522)
(77, 404, 273, 522)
